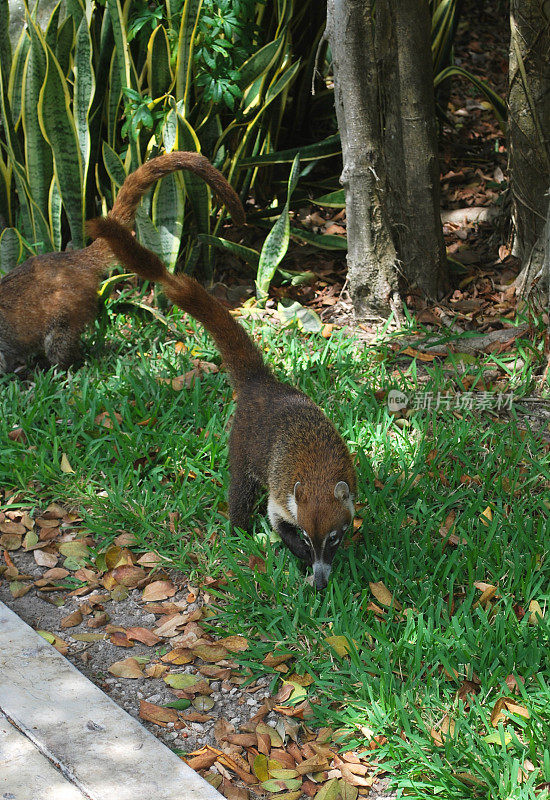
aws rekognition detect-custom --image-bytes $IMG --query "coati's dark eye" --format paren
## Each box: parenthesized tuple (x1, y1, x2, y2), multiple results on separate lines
(299, 529, 313, 548)
(328, 530, 341, 546)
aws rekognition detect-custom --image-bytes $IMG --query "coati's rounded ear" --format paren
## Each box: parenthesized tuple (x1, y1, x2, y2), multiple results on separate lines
(334, 481, 350, 501)
(294, 481, 303, 502)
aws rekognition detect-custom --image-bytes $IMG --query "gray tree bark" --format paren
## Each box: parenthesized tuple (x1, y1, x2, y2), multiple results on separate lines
(392, 0, 447, 297)
(508, 0, 550, 297)
(327, 0, 447, 320)
(326, 0, 400, 319)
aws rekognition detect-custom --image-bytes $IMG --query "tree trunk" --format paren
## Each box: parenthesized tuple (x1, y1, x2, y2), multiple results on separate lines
(326, 0, 400, 319)
(508, 0, 550, 296)
(392, 0, 447, 297)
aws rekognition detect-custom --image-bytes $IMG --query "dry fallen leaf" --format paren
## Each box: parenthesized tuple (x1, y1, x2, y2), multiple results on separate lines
(142, 580, 177, 601)
(60, 453, 74, 474)
(108, 657, 144, 678)
(369, 581, 402, 610)
(139, 699, 178, 727)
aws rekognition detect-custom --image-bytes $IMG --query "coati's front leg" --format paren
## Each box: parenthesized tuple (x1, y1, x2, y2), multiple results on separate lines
(44, 319, 83, 370)
(228, 470, 259, 531)
(274, 518, 313, 565)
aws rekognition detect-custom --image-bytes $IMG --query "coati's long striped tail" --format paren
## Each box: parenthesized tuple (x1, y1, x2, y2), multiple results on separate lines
(87, 217, 268, 390)
(109, 152, 245, 228)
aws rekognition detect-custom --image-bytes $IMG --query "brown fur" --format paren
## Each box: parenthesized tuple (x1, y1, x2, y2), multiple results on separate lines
(89, 218, 357, 589)
(0, 152, 244, 374)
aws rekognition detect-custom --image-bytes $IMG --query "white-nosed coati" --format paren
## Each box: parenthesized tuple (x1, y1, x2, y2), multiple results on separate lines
(88, 216, 356, 590)
(0, 152, 245, 375)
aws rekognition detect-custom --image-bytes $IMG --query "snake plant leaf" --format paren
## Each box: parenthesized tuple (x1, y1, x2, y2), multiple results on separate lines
(0, 227, 25, 275)
(7, 29, 30, 125)
(313, 189, 346, 208)
(152, 172, 184, 272)
(147, 25, 173, 99)
(22, 21, 52, 229)
(0, 0, 11, 89)
(239, 35, 284, 90)
(65, 0, 85, 27)
(434, 65, 506, 126)
(35, 22, 85, 248)
(55, 16, 75, 77)
(264, 59, 301, 105)
(107, 0, 139, 165)
(175, 114, 212, 274)
(0, 155, 10, 224)
(197, 234, 260, 269)
(431, 0, 460, 76)
(49, 178, 62, 251)
(102, 141, 126, 189)
(238, 134, 341, 167)
(74, 16, 95, 192)
(107, 53, 122, 149)
(44, 2, 62, 49)
(135, 207, 163, 257)
(255, 154, 300, 304)
(175, 0, 203, 113)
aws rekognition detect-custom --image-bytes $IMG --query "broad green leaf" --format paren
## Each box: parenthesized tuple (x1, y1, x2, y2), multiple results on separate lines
(55, 16, 74, 76)
(256, 154, 300, 303)
(0, 156, 10, 224)
(238, 134, 341, 167)
(315, 779, 340, 800)
(102, 140, 126, 188)
(135, 208, 163, 256)
(261, 779, 302, 792)
(74, 16, 95, 192)
(98, 273, 135, 299)
(314, 189, 346, 208)
(163, 673, 200, 689)
(7, 29, 30, 125)
(0, 0, 11, 90)
(434, 65, 506, 126)
(239, 35, 284, 89)
(44, 1, 62, 49)
(147, 25, 173, 98)
(253, 754, 269, 782)
(49, 178, 62, 251)
(277, 300, 323, 333)
(34, 20, 85, 247)
(22, 26, 52, 227)
(152, 172, 184, 271)
(277, 268, 315, 286)
(197, 234, 260, 269)
(265, 59, 301, 105)
(175, 0, 203, 113)
(0, 227, 25, 274)
(163, 698, 191, 710)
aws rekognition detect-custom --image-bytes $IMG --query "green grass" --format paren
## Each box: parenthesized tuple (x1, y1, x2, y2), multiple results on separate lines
(1, 303, 549, 800)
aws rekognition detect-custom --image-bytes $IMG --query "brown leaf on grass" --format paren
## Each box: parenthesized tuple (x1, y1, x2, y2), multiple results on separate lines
(439, 510, 467, 546)
(161, 647, 194, 665)
(430, 715, 455, 746)
(528, 600, 544, 625)
(108, 657, 143, 678)
(262, 652, 294, 668)
(402, 346, 438, 362)
(184, 749, 219, 770)
(95, 411, 123, 429)
(473, 584, 498, 609)
(192, 643, 230, 662)
(112, 565, 147, 587)
(213, 717, 236, 745)
(137, 551, 163, 568)
(295, 754, 331, 775)
(125, 626, 162, 646)
(338, 780, 359, 800)
(139, 699, 178, 727)
(217, 635, 248, 653)
(8, 427, 26, 442)
(142, 580, 177, 601)
(61, 609, 83, 628)
(505, 674, 525, 694)
(480, 506, 493, 526)
(369, 581, 402, 610)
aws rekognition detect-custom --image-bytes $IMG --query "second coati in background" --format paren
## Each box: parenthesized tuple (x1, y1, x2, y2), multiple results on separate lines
(0, 152, 245, 375)
(89, 217, 356, 590)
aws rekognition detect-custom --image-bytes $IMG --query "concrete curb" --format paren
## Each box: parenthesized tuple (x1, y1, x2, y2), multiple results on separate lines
(0, 601, 223, 800)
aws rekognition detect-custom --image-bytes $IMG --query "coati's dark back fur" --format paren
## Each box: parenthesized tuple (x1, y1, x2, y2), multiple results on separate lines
(0, 152, 244, 374)
(89, 217, 357, 590)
